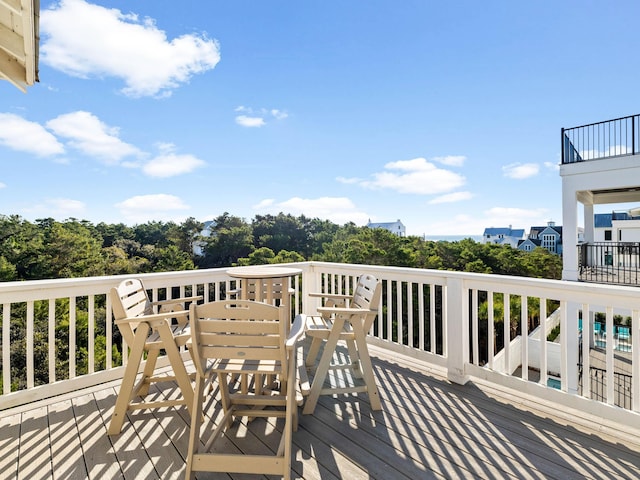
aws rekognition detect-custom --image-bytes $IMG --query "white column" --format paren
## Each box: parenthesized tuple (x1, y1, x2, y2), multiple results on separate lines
(583, 203, 594, 243)
(562, 183, 579, 281)
(446, 277, 470, 385)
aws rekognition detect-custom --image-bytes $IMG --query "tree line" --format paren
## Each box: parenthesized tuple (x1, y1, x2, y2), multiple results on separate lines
(0, 212, 562, 281)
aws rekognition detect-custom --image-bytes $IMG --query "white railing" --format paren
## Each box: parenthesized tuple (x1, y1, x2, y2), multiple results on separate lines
(1, 262, 638, 431)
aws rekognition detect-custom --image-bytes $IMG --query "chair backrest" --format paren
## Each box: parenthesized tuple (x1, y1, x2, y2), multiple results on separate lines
(349, 274, 382, 332)
(189, 300, 288, 377)
(239, 277, 292, 305)
(110, 278, 154, 345)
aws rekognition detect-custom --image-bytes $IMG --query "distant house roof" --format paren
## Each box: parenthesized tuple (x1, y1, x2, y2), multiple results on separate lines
(483, 227, 525, 237)
(518, 238, 541, 247)
(367, 220, 405, 229)
(530, 225, 562, 236)
(0, 0, 39, 91)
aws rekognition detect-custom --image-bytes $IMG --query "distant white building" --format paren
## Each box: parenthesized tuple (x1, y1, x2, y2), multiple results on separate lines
(192, 220, 216, 256)
(594, 210, 640, 243)
(366, 219, 406, 237)
(481, 226, 525, 248)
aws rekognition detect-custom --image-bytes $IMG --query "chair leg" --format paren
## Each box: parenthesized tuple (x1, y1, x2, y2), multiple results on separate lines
(186, 373, 206, 480)
(108, 322, 150, 435)
(137, 348, 159, 397)
(303, 318, 344, 415)
(353, 325, 381, 411)
(218, 372, 234, 429)
(346, 338, 362, 378)
(157, 322, 194, 416)
(305, 337, 323, 367)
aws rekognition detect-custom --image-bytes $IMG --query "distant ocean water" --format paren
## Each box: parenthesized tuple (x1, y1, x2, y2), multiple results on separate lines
(421, 235, 482, 242)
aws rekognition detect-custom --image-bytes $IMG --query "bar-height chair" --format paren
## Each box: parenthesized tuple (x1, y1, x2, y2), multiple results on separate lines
(108, 278, 201, 435)
(301, 274, 382, 415)
(186, 300, 305, 480)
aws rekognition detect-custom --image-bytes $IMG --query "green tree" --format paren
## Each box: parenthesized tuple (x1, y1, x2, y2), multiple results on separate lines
(38, 220, 105, 278)
(152, 245, 195, 272)
(167, 217, 204, 256)
(200, 213, 254, 267)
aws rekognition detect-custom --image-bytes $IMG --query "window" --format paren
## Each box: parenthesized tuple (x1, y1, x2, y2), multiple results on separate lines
(604, 230, 612, 241)
(542, 234, 556, 252)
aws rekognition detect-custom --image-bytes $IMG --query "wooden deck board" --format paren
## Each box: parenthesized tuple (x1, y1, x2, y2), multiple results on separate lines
(1, 346, 638, 480)
(0, 412, 21, 479)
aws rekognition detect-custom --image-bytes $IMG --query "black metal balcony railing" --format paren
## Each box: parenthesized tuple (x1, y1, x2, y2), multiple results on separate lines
(579, 365, 632, 410)
(562, 114, 639, 164)
(578, 242, 640, 285)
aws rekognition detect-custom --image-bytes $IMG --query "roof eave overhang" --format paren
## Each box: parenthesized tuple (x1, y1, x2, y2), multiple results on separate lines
(0, 0, 39, 92)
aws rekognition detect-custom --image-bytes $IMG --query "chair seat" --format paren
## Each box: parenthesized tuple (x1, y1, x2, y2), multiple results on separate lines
(208, 358, 283, 375)
(305, 315, 354, 338)
(145, 322, 190, 345)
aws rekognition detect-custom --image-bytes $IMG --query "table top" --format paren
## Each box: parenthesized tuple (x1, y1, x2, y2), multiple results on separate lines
(226, 266, 302, 279)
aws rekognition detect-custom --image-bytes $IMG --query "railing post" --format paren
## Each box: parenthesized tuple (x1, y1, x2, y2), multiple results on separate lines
(633, 115, 636, 155)
(445, 277, 470, 385)
(565, 301, 580, 395)
(561, 128, 565, 164)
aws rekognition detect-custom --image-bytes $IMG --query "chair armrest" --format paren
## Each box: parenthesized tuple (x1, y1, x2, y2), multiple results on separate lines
(308, 292, 351, 300)
(115, 310, 189, 326)
(316, 306, 373, 316)
(151, 295, 203, 306)
(286, 314, 306, 348)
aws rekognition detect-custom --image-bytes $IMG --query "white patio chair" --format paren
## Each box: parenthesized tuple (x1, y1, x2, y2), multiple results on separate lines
(186, 300, 305, 480)
(108, 278, 201, 435)
(301, 273, 382, 415)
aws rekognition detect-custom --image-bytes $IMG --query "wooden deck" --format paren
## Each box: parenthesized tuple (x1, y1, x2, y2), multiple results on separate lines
(1, 343, 639, 480)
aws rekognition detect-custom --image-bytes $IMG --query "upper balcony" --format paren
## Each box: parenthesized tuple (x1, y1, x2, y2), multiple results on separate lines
(1, 262, 639, 477)
(562, 114, 640, 165)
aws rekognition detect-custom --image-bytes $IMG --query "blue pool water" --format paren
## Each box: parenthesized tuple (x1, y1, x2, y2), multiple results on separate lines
(547, 378, 561, 389)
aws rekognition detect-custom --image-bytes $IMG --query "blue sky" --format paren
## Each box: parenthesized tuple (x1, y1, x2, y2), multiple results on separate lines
(1, 0, 639, 236)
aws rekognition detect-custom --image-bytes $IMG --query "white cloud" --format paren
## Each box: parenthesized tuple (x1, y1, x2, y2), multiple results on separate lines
(336, 176, 361, 185)
(115, 194, 190, 223)
(0, 182, 6, 189)
(142, 143, 205, 177)
(0, 113, 65, 157)
(544, 161, 559, 171)
(428, 191, 473, 204)
(433, 155, 466, 167)
(484, 206, 549, 222)
(346, 157, 465, 195)
(22, 197, 86, 217)
(271, 109, 289, 120)
(253, 199, 275, 209)
(234, 106, 288, 127)
(502, 162, 540, 179)
(46, 111, 141, 164)
(253, 196, 369, 224)
(235, 115, 266, 128)
(40, 0, 220, 98)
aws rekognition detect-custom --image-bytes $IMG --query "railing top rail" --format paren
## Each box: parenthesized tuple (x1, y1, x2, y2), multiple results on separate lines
(563, 113, 639, 133)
